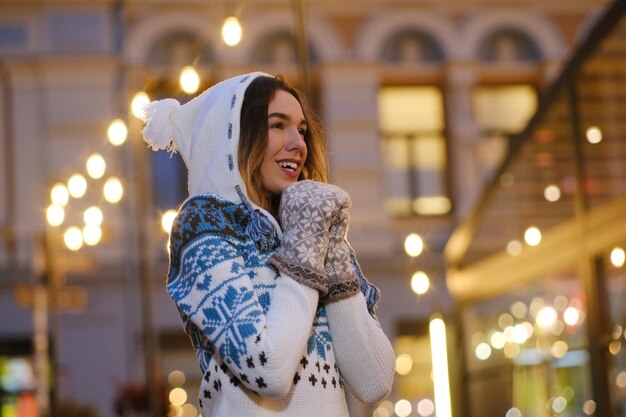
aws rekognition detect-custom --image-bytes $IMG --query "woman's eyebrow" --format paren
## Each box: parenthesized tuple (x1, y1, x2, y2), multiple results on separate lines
(268, 112, 307, 125)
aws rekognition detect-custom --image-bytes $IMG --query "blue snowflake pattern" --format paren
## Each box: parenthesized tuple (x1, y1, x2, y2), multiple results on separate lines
(306, 306, 333, 360)
(201, 285, 263, 368)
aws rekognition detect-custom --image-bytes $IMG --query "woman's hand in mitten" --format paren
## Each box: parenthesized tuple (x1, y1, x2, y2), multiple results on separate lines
(269, 180, 350, 294)
(324, 201, 361, 303)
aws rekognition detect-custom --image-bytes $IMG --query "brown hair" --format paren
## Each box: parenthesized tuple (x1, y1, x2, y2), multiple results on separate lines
(238, 75, 328, 217)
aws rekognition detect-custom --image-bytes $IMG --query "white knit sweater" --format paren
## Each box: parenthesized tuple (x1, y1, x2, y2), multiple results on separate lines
(167, 194, 395, 416)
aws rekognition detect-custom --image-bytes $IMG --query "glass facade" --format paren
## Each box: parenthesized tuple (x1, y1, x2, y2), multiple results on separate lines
(446, 3, 626, 417)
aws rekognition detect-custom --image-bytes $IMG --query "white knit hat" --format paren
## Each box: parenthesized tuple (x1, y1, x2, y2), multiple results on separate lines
(141, 72, 279, 251)
(141, 72, 270, 202)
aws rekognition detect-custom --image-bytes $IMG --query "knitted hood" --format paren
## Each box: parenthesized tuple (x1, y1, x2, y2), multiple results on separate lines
(141, 72, 269, 201)
(141, 72, 280, 249)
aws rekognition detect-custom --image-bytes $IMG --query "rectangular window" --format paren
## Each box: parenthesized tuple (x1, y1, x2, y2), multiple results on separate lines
(472, 85, 537, 179)
(378, 86, 450, 216)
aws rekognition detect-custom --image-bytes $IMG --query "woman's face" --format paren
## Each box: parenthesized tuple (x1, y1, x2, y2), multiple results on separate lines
(260, 89, 308, 195)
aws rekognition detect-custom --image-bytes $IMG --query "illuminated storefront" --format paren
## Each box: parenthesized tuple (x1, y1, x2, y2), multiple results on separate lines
(445, 2, 626, 416)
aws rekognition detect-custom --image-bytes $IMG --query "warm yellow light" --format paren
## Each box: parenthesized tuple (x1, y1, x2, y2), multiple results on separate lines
(609, 341, 622, 355)
(104, 177, 123, 203)
(108, 119, 128, 146)
(168, 405, 182, 417)
(64, 226, 83, 251)
(83, 206, 103, 226)
(180, 66, 200, 95)
(551, 340, 569, 358)
(429, 317, 452, 417)
(410, 271, 429, 295)
(611, 247, 625, 268)
(181, 403, 197, 417)
(51, 183, 70, 206)
(412, 196, 451, 215)
(83, 225, 102, 246)
(510, 301, 527, 319)
(586, 126, 602, 144)
(168, 370, 186, 388)
(162, 209, 178, 234)
(490, 331, 506, 349)
(404, 233, 424, 257)
(46, 205, 65, 227)
(222, 16, 242, 47)
(86, 153, 106, 179)
(394, 400, 412, 417)
(395, 353, 413, 375)
(503, 342, 520, 359)
(68, 174, 87, 198)
(506, 240, 522, 256)
(512, 324, 530, 344)
(498, 313, 514, 329)
(544, 184, 561, 202)
(169, 387, 187, 407)
(616, 371, 626, 388)
(524, 226, 542, 246)
(373, 406, 391, 417)
(131, 92, 151, 120)
(536, 306, 557, 328)
(475, 342, 491, 360)
(563, 307, 580, 325)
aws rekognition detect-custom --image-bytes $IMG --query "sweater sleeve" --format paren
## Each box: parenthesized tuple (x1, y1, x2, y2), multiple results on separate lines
(325, 243, 395, 404)
(167, 197, 318, 398)
(325, 294, 395, 404)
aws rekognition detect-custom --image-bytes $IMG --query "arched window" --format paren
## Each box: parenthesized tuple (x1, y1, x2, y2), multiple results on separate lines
(147, 31, 213, 68)
(381, 29, 444, 64)
(251, 30, 317, 65)
(478, 28, 541, 64)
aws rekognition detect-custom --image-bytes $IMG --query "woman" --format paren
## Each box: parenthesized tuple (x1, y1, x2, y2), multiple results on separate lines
(142, 72, 395, 417)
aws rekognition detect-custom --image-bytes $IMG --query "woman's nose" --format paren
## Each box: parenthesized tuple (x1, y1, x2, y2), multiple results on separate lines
(286, 128, 305, 151)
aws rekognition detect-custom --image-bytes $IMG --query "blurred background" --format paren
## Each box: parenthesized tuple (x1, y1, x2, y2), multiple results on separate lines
(1, 0, 626, 417)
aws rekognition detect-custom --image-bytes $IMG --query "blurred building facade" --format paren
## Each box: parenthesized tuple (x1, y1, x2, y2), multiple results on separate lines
(0, 1, 614, 417)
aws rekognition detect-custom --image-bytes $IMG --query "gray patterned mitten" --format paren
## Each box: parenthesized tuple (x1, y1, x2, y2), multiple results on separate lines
(269, 180, 350, 294)
(324, 204, 361, 302)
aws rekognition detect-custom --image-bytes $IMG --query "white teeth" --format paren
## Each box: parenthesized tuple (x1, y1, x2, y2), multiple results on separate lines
(278, 161, 297, 170)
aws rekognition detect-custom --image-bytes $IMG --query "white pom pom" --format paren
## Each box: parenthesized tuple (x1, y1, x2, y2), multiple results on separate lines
(141, 98, 181, 152)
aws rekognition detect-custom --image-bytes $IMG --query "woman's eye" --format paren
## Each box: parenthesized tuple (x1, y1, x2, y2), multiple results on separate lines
(298, 128, 307, 136)
(270, 122, 283, 129)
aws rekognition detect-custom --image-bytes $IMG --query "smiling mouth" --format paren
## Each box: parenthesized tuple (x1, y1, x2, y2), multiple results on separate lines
(277, 161, 299, 172)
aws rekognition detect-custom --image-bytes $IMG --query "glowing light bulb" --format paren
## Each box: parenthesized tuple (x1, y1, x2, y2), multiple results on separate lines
(222, 16, 242, 47)
(611, 247, 625, 268)
(86, 153, 106, 179)
(524, 226, 542, 246)
(544, 184, 561, 202)
(107, 119, 128, 146)
(161, 209, 178, 234)
(180, 66, 200, 95)
(68, 174, 87, 198)
(536, 306, 557, 328)
(131, 92, 151, 120)
(83, 225, 102, 246)
(395, 353, 413, 375)
(64, 226, 83, 251)
(51, 183, 69, 206)
(46, 204, 65, 227)
(586, 126, 602, 144)
(104, 177, 123, 203)
(404, 233, 424, 257)
(411, 271, 429, 295)
(83, 206, 103, 226)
